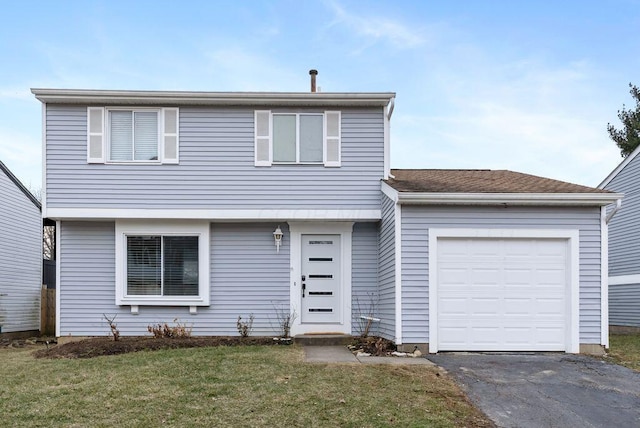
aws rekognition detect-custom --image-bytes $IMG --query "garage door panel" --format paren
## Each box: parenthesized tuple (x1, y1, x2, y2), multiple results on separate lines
(437, 237, 568, 352)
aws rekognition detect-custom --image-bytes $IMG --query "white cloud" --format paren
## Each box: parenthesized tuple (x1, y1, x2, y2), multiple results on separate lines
(392, 57, 622, 187)
(324, 0, 426, 49)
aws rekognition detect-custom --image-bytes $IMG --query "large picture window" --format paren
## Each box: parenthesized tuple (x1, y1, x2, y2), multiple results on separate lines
(115, 221, 209, 307)
(126, 235, 199, 296)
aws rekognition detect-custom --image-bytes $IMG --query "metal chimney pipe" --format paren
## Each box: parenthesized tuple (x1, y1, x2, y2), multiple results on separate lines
(309, 69, 318, 93)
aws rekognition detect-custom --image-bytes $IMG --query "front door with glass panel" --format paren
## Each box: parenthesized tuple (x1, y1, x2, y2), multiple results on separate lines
(301, 234, 341, 323)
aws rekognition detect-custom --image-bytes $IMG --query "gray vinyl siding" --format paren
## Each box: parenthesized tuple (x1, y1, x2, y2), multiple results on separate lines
(604, 155, 640, 276)
(0, 170, 41, 333)
(352, 222, 379, 336)
(45, 105, 384, 211)
(400, 206, 602, 345)
(377, 193, 396, 340)
(59, 221, 290, 337)
(609, 283, 640, 326)
(209, 223, 290, 335)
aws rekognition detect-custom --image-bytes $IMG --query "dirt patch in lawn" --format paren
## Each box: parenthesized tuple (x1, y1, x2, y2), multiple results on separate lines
(34, 336, 280, 359)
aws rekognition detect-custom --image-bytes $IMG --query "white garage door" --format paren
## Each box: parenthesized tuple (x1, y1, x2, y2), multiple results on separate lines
(436, 237, 568, 351)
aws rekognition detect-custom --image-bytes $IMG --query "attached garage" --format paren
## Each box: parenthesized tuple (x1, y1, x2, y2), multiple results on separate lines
(429, 230, 579, 353)
(381, 169, 622, 355)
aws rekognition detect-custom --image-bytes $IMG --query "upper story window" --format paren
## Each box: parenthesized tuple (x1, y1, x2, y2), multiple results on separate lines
(109, 109, 159, 161)
(255, 110, 341, 167)
(87, 107, 179, 165)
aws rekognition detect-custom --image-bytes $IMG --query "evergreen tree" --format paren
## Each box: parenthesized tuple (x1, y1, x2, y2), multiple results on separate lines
(608, 83, 640, 157)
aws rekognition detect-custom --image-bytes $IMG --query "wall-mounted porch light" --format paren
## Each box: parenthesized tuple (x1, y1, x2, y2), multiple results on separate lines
(273, 226, 283, 253)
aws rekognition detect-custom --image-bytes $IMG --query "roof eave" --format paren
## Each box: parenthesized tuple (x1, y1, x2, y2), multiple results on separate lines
(30, 88, 396, 107)
(396, 192, 623, 206)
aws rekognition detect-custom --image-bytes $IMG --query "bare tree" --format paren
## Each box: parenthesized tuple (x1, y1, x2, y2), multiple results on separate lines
(28, 186, 55, 260)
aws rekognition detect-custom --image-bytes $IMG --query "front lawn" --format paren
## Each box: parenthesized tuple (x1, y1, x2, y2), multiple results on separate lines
(607, 333, 640, 371)
(1, 344, 493, 427)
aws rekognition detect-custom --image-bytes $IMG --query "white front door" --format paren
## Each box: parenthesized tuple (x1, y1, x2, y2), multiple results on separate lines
(301, 234, 341, 323)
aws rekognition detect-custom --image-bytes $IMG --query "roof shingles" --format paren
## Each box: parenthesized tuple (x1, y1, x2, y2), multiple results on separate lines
(385, 169, 609, 194)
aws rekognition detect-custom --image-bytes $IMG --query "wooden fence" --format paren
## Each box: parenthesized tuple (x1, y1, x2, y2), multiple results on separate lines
(41, 287, 56, 336)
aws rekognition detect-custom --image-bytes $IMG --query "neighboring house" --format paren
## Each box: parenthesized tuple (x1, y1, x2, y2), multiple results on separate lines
(32, 81, 620, 354)
(0, 161, 42, 337)
(599, 147, 640, 327)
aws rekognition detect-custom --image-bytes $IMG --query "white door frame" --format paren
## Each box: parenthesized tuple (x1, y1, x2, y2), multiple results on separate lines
(288, 222, 354, 335)
(428, 228, 580, 354)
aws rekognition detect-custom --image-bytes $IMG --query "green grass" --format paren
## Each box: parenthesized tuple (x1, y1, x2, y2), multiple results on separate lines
(1, 344, 492, 427)
(608, 333, 640, 371)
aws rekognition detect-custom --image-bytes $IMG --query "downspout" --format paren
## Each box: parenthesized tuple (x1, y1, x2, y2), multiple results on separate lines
(605, 198, 622, 224)
(384, 97, 395, 179)
(601, 197, 621, 350)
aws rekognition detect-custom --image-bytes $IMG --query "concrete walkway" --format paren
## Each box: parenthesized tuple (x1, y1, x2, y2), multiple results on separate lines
(303, 345, 434, 365)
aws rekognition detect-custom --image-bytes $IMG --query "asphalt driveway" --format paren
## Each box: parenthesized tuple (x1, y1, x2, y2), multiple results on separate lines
(427, 353, 640, 428)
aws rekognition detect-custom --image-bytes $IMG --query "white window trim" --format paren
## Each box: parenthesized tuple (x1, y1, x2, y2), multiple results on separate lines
(255, 111, 341, 167)
(106, 107, 162, 164)
(427, 228, 580, 354)
(115, 220, 210, 306)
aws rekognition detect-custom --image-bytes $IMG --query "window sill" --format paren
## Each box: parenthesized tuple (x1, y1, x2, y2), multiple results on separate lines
(272, 162, 326, 165)
(117, 296, 208, 306)
(105, 161, 163, 165)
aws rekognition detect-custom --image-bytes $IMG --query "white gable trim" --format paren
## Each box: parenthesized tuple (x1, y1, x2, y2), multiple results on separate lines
(599, 145, 640, 188)
(381, 181, 399, 202)
(428, 228, 580, 354)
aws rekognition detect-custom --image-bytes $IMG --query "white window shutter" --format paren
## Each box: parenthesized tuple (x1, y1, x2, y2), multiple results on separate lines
(255, 110, 272, 166)
(87, 107, 105, 163)
(324, 111, 341, 167)
(162, 108, 179, 164)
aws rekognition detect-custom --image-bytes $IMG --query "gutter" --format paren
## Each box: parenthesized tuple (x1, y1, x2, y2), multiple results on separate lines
(30, 88, 396, 107)
(394, 192, 623, 207)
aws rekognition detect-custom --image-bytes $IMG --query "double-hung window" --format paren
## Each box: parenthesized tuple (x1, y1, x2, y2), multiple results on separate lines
(87, 107, 179, 164)
(273, 113, 324, 163)
(109, 109, 159, 161)
(115, 221, 210, 307)
(255, 110, 341, 167)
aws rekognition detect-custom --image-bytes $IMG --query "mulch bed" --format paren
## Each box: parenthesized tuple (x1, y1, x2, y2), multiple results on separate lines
(34, 336, 281, 359)
(349, 336, 397, 356)
(27, 335, 398, 359)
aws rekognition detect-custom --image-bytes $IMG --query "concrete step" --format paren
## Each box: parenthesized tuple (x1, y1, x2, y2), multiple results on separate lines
(294, 334, 353, 346)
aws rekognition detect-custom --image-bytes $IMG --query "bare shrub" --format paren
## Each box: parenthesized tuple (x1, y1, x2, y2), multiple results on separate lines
(236, 314, 255, 338)
(103, 314, 120, 341)
(147, 318, 193, 338)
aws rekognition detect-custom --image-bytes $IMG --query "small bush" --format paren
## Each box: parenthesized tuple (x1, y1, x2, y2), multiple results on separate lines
(236, 314, 255, 338)
(147, 318, 193, 338)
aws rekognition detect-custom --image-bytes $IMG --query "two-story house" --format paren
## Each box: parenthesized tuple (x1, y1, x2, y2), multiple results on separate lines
(32, 75, 620, 354)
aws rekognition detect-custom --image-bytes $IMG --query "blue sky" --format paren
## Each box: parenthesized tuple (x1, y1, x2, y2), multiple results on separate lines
(1, 0, 639, 190)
